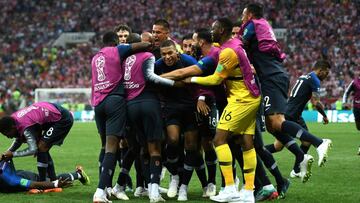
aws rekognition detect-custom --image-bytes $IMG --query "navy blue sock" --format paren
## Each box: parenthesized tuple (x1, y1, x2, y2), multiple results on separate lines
(141, 153, 151, 184)
(165, 143, 179, 175)
(256, 147, 284, 186)
(46, 153, 56, 181)
(273, 132, 304, 164)
(37, 152, 49, 181)
(117, 168, 130, 186)
(195, 153, 208, 188)
(182, 150, 196, 186)
(150, 156, 162, 184)
(117, 149, 122, 167)
(255, 157, 271, 190)
(205, 149, 217, 184)
(282, 120, 322, 147)
(300, 144, 311, 154)
(57, 172, 80, 181)
(135, 155, 144, 187)
(98, 152, 116, 189)
(98, 148, 105, 179)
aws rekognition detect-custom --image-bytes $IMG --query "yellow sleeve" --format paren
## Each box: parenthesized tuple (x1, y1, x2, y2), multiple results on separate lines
(191, 74, 224, 86)
(215, 48, 239, 78)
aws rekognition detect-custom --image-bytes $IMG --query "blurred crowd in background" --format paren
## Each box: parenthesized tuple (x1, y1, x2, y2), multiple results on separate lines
(0, 0, 358, 113)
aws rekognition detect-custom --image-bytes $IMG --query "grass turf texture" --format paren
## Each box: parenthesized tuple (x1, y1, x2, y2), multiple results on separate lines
(0, 122, 359, 202)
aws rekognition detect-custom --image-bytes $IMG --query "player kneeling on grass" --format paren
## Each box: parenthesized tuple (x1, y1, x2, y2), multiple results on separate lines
(0, 102, 74, 183)
(0, 160, 89, 193)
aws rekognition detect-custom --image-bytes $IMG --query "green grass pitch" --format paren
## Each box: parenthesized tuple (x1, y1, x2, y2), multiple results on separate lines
(0, 122, 359, 202)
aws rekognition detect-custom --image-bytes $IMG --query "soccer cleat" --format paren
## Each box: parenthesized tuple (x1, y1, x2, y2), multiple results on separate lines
(43, 188, 63, 193)
(177, 184, 188, 201)
(255, 185, 278, 201)
(111, 184, 129, 200)
(277, 178, 290, 199)
(28, 189, 43, 194)
(150, 194, 166, 203)
(93, 189, 112, 203)
(210, 185, 241, 202)
(93, 195, 112, 203)
(316, 139, 332, 167)
(299, 154, 314, 183)
(358, 147, 360, 155)
(105, 187, 112, 198)
(76, 165, 91, 185)
(134, 187, 148, 197)
(238, 188, 255, 203)
(289, 170, 301, 178)
(205, 183, 217, 197)
(167, 175, 179, 198)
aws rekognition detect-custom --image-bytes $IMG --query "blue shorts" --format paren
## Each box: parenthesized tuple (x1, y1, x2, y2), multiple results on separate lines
(95, 95, 126, 137)
(260, 73, 289, 115)
(41, 104, 74, 146)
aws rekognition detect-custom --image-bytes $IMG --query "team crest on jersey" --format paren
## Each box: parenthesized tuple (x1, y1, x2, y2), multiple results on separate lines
(95, 55, 106, 82)
(124, 55, 136, 81)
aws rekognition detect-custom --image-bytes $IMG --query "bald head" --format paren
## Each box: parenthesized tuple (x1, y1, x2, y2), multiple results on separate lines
(141, 32, 153, 43)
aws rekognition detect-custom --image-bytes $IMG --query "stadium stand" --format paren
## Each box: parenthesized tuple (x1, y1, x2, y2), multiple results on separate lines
(0, 0, 358, 111)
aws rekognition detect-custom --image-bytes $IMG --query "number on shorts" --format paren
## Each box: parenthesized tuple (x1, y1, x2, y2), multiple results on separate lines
(221, 110, 232, 121)
(264, 96, 271, 108)
(45, 127, 54, 137)
(209, 108, 219, 127)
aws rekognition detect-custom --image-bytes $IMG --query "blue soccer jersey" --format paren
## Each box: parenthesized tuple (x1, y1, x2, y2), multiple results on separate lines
(286, 72, 321, 119)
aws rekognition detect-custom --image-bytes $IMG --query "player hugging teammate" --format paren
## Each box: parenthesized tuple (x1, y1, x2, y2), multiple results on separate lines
(0, 3, 336, 203)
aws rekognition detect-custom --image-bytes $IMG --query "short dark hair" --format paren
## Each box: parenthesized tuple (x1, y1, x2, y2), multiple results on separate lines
(182, 34, 193, 41)
(102, 31, 119, 46)
(126, 33, 141, 44)
(246, 3, 264, 18)
(314, 60, 331, 70)
(114, 24, 132, 33)
(233, 21, 242, 28)
(217, 18, 233, 36)
(195, 28, 212, 43)
(154, 19, 170, 31)
(160, 39, 176, 49)
(0, 116, 15, 134)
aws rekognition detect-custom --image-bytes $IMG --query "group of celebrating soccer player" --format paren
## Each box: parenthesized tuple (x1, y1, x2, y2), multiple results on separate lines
(0, 2, 359, 203)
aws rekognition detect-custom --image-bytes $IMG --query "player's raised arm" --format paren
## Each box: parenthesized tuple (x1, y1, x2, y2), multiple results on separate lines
(160, 64, 203, 80)
(130, 41, 153, 54)
(185, 48, 237, 86)
(142, 56, 175, 86)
